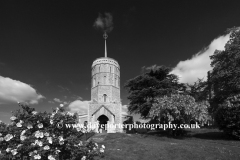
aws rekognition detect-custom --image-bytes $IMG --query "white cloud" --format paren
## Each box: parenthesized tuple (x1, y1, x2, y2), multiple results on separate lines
(53, 98, 61, 103)
(52, 98, 69, 106)
(171, 33, 230, 84)
(68, 100, 90, 114)
(48, 101, 55, 104)
(0, 76, 44, 104)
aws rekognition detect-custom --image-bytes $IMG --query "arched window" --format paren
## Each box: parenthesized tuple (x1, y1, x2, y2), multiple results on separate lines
(103, 94, 107, 102)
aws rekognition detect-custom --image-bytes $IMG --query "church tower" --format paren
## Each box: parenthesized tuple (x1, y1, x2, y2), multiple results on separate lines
(88, 32, 122, 133)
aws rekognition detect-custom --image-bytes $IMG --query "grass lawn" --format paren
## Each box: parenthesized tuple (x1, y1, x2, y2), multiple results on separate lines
(95, 128, 240, 160)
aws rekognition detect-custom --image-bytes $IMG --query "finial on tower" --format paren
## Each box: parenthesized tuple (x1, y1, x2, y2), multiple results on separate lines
(103, 32, 108, 57)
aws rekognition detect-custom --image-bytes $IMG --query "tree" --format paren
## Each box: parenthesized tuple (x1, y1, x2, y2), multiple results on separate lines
(209, 27, 240, 108)
(149, 94, 210, 125)
(124, 65, 185, 118)
(215, 94, 240, 139)
(187, 78, 209, 102)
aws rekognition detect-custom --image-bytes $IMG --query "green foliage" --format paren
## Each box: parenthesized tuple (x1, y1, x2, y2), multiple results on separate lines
(150, 94, 210, 125)
(124, 65, 185, 118)
(209, 27, 240, 107)
(187, 78, 209, 102)
(215, 94, 240, 139)
(0, 104, 105, 160)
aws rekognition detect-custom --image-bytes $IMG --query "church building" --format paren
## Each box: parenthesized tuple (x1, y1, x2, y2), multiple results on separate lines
(78, 33, 129, 133)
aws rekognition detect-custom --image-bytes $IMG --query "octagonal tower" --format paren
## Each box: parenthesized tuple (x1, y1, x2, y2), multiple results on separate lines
(88, 33, 122, 133)
(91, 57, 120, 103)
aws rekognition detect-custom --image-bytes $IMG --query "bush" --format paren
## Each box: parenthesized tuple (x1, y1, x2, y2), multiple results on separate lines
(0, 104, 105, 160)
(215, 94, 240, 139)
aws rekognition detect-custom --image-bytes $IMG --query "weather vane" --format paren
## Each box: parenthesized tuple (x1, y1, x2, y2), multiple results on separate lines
(103, 32, 108, 57)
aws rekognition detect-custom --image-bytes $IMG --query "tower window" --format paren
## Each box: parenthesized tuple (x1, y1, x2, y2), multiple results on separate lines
(103, 94, 107, 102)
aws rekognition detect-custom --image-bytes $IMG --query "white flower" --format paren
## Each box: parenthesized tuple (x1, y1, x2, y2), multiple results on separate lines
(16, 122, 22, 127)
(11, 149, 18, 155)
(102, 145, 105, 149)
(29, 152, 33, 156)
(34, 154, 41, 159)
(6, 148, 11, 152)
(27, 124, 33, 129)
(34, 140, 38, 144)
(20, 135, 26, 141)
(44, 132, 49, 137)
(10, 116, 17, 121)
(19, 120, 23, 123)
(58, 136, 64, 141)
(4, 134, 13, 141)
(38, 123, 43, 128)
(81, 156, 86, 160)
(0, 133, 2, 136)
(60, 104, 64, 107)
(38, 141, 43, 147)
(35, 131, 44, 138)
(100, 148, 104, 153)
(32, 111, 38, 115)
(34, 140, 43, 146)
(34, 150, 38, 153)
(93, 147, 96, 150)
(48, 155, 55, 160)
(55, 149, 61, 153)
(59, 141, 64, 145)
(67, 112, 74, 116)
(43, 145, 50, 150)
(50, 113, 55, 118)
(95, 143, 98, 147)
(47, 137, 52, 144)
(50, 119, 53, 124)
(78, 141, 83, 146)
(21, 130, 26, 135)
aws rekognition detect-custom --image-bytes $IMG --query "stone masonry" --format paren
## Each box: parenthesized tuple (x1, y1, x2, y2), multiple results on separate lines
(88, 57, 123, 133)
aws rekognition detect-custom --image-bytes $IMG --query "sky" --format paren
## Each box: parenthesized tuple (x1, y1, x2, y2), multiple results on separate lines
(0, 0, 240, 123)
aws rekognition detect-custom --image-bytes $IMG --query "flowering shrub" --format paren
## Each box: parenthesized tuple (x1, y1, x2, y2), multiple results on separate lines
(150, 94, 210, 124)
(0, 104, 105, 160)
